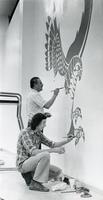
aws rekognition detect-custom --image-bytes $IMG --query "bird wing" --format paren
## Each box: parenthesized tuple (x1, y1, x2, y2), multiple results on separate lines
(66, 0, 93, 63)
(45, 16, 67, 77)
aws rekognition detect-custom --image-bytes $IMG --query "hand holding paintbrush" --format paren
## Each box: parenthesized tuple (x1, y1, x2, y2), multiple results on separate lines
(51, 87, 64, 97)
(51, 87, 64, 92)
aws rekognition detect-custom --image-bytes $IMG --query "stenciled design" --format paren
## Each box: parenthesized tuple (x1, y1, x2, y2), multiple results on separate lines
(45, 0, 93, 145)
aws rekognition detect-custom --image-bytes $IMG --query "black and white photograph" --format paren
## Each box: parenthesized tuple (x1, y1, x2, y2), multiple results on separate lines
(0, 0, 103, 199)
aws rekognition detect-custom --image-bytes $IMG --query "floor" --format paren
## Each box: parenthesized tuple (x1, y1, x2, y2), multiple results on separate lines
(0, 149, 16, 170)
(0, 171, 103, 200)
(0, 150, 103, 200)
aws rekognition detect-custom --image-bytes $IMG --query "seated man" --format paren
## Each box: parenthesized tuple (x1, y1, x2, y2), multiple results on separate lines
(16, 113, 74, 192)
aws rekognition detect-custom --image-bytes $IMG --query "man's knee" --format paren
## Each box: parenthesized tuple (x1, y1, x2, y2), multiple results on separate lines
(41, 151, 50, 161)
(42, 151, 50, 159)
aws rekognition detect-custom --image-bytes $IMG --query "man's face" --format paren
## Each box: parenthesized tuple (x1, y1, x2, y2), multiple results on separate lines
(36, 79, 43, 91)
(38, 119, 46, 130)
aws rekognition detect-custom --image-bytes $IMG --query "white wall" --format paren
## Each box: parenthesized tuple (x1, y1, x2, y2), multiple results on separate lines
(3, 4, 22, 92)
(0, 16, 8, 90)
(22, 0, 103, 191)
(0, 1, 22, 153)
(0, 16, 8, 152)
(64, 0, 103, 190)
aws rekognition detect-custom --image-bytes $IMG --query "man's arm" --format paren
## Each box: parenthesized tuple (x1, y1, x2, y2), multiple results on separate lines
(31, 135, 75, 156)
(31, 146, 65, 156)
(44, 88, 59, 109)
(53, 135, 75, 148)
(22, 130, 65, 156)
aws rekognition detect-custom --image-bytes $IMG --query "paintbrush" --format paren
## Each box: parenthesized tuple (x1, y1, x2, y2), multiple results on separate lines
(51, 87, 64, 92)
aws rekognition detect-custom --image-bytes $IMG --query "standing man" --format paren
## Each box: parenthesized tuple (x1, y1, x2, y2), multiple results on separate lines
(26, 77, 59, 124)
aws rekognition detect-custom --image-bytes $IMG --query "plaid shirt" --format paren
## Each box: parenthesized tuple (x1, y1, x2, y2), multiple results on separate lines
(16, 127, 55, 171)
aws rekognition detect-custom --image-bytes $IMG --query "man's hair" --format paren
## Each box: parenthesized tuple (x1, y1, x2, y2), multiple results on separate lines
(30, 113, 47, 130)
(30, 77, 39, 89)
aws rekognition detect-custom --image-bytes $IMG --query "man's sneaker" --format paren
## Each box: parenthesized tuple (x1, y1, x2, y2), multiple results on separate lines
(29, 180, 49, 192)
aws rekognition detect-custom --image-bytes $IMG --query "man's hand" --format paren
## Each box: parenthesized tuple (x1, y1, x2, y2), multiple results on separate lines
(53, 88, 59, 96)
(67, 134, 75, 142)
(44, 112, 52, 118)
(54, 147, 65, 154)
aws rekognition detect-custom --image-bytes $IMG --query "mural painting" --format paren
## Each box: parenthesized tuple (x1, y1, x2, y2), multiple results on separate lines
(45, 0, 93, 146)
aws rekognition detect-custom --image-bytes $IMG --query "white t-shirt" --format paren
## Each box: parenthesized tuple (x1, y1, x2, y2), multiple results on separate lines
(26, 89, 46, 120)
